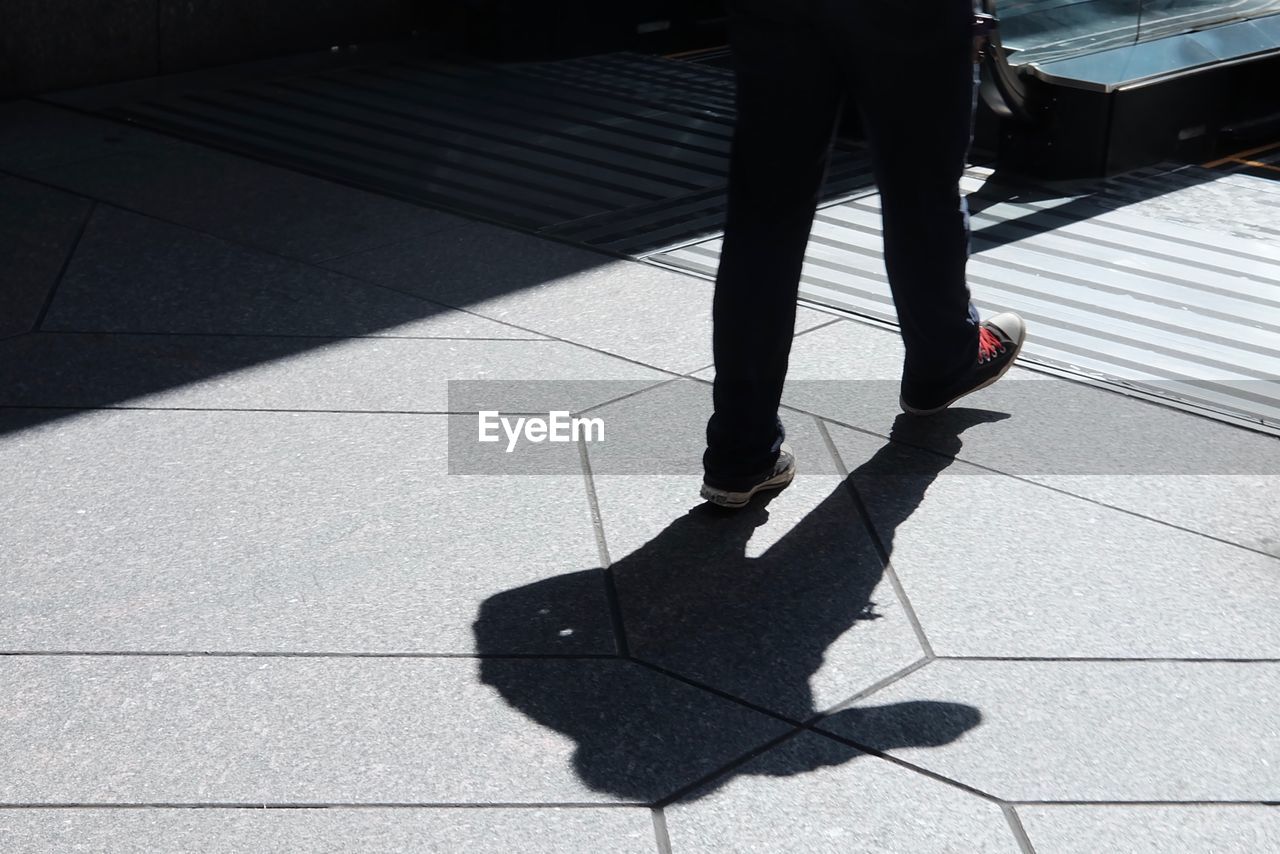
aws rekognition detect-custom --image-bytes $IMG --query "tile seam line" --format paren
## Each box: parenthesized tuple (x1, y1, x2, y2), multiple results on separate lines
(808, 657, 934, 720)
(652, 728, 809, 809)
(311, 218, 476, 265)
(651, 807, 673, 854)
(571, 377, 687, 419)
(1010, 799, 1280, 807)
(655, 314, 845, 383)
(578, 436, 629, 659)
(12, 107, 846, 372)
(818, 416, 936, 658)
(0, 161, 549, 342)
(31, 200, 96, 333)
(37, 331, 549, 341)
(628, 659, 806, 730)
(1003, 804, 1039, 854)
(934, 656, 1280, 663)
(805, 726, 1013, 806)
(31, 312, 699, 387)
(0, 651, 624, 660)
(0, 406, 578, 417)
(0, 802, 645, 810)
(624, 656, 1021, 814)
(802, 414, 1280, 563)
(618, 659, 955, 798)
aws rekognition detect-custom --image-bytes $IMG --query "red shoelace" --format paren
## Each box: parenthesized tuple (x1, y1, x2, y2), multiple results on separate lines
(978, 326, 1006, 364)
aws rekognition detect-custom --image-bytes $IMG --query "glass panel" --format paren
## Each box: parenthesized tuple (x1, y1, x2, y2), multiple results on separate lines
(1138, 0, 1280, 41)
(997, 0, 1280, 66)
(998, 1, 1143, 65)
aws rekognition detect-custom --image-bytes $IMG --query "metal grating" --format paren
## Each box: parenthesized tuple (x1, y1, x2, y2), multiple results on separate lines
(649, 165, 1280, 433)
(100, 52, 873, 255)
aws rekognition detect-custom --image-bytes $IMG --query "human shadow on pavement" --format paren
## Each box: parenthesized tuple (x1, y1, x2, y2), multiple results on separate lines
(474, 410, 1003, 802)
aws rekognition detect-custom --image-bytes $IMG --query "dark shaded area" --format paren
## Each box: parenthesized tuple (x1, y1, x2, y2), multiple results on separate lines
(86, 52, 873, 254)
(0, 171, 614, 441)
(474, 413, 999, 802)
(0, 0, 450, 100)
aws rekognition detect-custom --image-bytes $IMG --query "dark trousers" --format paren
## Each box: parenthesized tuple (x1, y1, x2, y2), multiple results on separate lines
(704, 0, 980, 486)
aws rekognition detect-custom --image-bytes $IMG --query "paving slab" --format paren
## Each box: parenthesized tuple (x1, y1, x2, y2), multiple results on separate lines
(1023, 474, 1280, 557)
(775, 319, 1270, 474)
(580, 378, 842, 480)
(0, 333, 666, 415)
(0, 101, 180, 175)
(583, 382, 924, 718)
(0, 410, 608, 654)
(664, 732, 1018, 854)
(325, 223, 835, 374)
(28, 132, 465, 264)
(0, 174, 92, 338)
(817, 660, 1280, 801)
(1, 657, 789, 804)
(43, 205, 539, 339)
(779, 320, 1280, 553)
(827, 421, 1280, 658)
(1018, 804, 1280, 854)
(0, 807, 656, 854)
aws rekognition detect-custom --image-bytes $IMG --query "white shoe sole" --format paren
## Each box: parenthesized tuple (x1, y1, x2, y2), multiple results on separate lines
(899, 327, 1027, 416)
(700, 465, 796, 509)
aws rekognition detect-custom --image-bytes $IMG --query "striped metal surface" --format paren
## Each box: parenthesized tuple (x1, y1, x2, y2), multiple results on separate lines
(649, 165, 1280, 432)
(99, 52, 872, 253)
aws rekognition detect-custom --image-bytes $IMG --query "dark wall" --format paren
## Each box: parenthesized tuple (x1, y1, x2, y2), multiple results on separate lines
(1, 0, 460, 99)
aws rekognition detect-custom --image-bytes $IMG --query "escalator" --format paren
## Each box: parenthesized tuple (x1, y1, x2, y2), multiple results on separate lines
(979, 0, 1280, 176)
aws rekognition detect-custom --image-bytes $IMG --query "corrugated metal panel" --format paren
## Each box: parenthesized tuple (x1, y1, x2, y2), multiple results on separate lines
(649, 166, 1280, 432)
(99, 52, 872, 246)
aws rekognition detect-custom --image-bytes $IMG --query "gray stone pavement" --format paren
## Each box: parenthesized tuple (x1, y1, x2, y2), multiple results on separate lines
(1, 98, 1279, 852)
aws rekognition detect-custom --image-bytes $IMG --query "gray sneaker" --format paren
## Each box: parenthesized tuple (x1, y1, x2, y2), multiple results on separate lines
(900, 312, 1027, 416)
(700, 446, 796, 509)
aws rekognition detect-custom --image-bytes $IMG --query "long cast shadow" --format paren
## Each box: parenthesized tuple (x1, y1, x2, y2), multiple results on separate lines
(474, 410, 1002, 802)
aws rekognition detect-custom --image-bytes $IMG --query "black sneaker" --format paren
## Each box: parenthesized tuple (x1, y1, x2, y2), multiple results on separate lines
(899, 312, 1027, 416)
(700, 446, 796, 509)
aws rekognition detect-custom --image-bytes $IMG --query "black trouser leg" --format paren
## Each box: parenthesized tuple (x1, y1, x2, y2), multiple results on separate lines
(703, 7, 843, 486)
(705, 0, 979, 484)
(829, 0, 980, 392)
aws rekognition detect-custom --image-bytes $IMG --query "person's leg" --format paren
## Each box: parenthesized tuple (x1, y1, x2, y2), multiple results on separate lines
(822, 0, 981, 400)
(704, 3, 844, 488)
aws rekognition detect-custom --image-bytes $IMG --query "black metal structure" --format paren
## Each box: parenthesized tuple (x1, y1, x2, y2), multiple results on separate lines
(979, 1, 1280, 177)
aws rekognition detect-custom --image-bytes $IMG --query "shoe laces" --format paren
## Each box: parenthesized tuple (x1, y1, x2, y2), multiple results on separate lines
(978, 326, 1007, 365)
